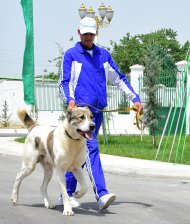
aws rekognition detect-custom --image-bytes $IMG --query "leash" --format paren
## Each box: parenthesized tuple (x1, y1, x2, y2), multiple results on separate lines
(76, 103, 144, 131)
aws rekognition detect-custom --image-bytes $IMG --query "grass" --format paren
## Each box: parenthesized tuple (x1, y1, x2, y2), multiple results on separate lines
(15, 137, 26, 143)
(99, 135, 156, 160)
(15, 135, 190, 165)
(98, 135, 190, 165)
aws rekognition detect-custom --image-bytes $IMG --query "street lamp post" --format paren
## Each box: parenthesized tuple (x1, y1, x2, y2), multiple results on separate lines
(78, 3, 114, 44)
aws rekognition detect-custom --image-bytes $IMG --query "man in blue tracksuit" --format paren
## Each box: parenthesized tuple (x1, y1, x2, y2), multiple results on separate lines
(59, 17, 143, 211)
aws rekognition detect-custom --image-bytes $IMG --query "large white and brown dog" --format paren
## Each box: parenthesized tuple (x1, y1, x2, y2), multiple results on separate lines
(11, 106, 95, 216)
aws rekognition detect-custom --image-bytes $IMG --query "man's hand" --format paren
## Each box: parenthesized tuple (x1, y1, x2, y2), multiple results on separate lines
(68, 100, 77, 108)
(134, 102, 143, 114)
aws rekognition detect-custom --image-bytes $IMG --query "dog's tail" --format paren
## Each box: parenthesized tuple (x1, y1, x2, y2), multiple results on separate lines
(17, 109, 36, 132)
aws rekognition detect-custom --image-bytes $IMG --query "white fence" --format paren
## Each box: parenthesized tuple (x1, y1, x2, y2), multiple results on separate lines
(35, 83, 129, 111)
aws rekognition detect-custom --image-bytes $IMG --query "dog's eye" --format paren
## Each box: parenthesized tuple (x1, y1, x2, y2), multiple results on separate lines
(79, 115, 85, 119)
(90, 115, 93, 119)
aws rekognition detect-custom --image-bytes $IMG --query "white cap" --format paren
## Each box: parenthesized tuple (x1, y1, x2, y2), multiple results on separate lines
(79, 17, 97, 34)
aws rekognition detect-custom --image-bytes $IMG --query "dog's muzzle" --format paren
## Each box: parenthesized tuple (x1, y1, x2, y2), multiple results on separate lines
(77, 123, 96, 140)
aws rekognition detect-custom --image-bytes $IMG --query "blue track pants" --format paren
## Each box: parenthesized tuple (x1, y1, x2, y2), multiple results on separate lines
(65, 111, 108, 200)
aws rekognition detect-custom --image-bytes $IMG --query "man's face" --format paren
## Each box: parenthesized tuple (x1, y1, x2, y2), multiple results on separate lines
(78, 29, 96, 48)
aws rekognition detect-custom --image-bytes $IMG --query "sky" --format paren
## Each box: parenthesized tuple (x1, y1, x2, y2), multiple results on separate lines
(0, 0, 189, 76)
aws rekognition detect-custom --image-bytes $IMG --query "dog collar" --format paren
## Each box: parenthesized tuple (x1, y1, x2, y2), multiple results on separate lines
(65, 130, 80, 140)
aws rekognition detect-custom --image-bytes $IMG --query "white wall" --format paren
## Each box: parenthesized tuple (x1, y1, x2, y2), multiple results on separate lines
(0, 80, 27, 124)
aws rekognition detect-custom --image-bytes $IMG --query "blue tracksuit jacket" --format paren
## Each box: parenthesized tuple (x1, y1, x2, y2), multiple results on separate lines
(59, 42, 140, 111)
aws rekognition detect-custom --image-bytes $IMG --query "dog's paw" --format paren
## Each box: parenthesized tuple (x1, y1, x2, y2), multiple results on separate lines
(63, 201, 74, 216)
(73, 189, 87, 199)
(73, 191, 82, 199)
(44, 201, 55, 209)
(63, 209, 74, 216)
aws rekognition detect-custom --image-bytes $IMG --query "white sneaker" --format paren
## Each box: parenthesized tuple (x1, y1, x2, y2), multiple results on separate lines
(70, 197, 81, 208)
(98, 193, 116, 211)
(59, 195, 81, 208)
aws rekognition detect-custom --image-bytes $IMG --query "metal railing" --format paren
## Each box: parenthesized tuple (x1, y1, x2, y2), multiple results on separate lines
(138, 71, 185, 108)
(35, 82, 129, 112)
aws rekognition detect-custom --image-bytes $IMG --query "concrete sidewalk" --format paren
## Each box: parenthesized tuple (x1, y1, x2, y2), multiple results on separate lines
(0, 129, 190, 179)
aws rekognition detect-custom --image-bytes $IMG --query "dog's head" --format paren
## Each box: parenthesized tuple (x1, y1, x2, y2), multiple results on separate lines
(66, 106, 95, 140)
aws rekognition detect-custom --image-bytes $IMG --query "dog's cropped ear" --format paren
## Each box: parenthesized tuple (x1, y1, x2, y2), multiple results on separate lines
(66, 107, 72, 116)
(66, 107, 74, 122)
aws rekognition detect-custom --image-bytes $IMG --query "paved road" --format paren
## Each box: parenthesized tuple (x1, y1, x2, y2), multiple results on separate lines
(1, 154, 190, 224)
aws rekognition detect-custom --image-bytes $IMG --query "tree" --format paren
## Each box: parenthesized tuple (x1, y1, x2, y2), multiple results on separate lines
(0, 101, 12, 127)
(110, 33, 143, 75)
(110, 28, 190, 74)
(142, 46, 162, 147)
(46, 42, 64, 80)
